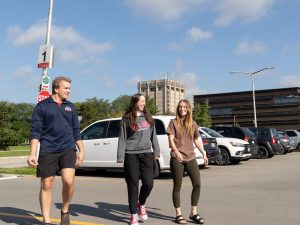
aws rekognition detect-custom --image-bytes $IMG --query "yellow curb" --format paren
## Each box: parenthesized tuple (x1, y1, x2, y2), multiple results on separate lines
(0, 212, 105, 225)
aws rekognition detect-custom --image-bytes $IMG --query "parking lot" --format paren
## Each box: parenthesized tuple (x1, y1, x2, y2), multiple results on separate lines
(1, 152, 300, 225)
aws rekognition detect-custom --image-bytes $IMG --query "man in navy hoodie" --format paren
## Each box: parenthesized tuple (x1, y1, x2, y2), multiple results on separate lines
(27, 76, 84, 225)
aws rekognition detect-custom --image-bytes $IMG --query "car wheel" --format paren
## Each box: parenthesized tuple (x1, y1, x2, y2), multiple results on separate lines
(257, 146, 269, 159)
(277, 146, 285, 155)
(216, 147, 230, 165)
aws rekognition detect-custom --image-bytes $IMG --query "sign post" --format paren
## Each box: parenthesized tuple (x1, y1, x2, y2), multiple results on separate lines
(37, 0, 54, 102)
(35, 0, 54, 159)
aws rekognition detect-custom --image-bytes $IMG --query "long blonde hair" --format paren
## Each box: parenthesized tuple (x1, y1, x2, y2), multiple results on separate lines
(175, 99, 194, 139)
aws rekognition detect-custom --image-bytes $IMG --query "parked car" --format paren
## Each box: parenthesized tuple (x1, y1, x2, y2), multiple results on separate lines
(249, 127, 284, 158)
(199, 127, 252, 165)
(211, 126, 259, 157)
(200, 135, 221, 164)
(80, 115, 205, 173)
(278, 131, 296, 152)
(283, 130, 300, 150)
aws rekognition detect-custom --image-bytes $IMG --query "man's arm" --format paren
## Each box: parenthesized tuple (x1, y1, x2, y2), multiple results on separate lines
(27, 139, 39, 167)
(75, 140, 85, 167)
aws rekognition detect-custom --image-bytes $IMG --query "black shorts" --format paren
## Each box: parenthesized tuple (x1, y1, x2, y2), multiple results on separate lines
(37, 149, 77, 178)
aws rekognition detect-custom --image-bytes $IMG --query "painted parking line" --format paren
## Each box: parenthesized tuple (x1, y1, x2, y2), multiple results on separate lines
(0, 212, 105, 225)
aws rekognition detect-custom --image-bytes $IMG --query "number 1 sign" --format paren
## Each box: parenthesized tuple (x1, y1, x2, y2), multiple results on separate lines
(38, 44, 54, 69)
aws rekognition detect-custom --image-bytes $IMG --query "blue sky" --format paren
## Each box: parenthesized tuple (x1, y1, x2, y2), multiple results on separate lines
(0, 0, 300, 104)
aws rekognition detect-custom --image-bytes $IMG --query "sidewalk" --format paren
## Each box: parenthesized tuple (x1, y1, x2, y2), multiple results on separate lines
(0, 156, 28, 168)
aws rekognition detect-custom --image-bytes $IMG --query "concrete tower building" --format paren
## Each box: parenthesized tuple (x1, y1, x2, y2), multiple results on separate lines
(137, 76, 185, 114)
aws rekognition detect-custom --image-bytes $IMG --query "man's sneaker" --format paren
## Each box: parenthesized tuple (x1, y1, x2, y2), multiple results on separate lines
(137, 203, 148, 220)
(60, 211, 70, 225)
(130, 213, 139, 225)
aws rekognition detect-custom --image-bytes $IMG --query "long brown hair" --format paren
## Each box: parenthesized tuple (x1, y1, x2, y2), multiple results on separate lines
(123, 94, 153, 130)
(176, 99, 194, 138)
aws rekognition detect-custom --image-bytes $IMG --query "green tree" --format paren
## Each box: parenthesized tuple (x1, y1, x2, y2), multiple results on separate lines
(111, 95, 131, 117)
(0, 101, 21, 149)
(145, 96, 159, 115)
(193, 100, 212, 127)
(10, 103, 34, 144)
(78, 97, 111, 129)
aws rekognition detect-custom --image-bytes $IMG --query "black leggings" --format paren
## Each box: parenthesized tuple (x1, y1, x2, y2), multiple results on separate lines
(170, 157, 201, 208)
(124, 153, 154, 214)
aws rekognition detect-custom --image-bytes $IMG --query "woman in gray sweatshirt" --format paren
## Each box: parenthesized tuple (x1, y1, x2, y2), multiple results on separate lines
(117, 94, 160, 225)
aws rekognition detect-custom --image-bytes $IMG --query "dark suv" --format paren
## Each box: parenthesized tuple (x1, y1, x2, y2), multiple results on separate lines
(211, 126, 259, 157)
(249, 127, 284, 158)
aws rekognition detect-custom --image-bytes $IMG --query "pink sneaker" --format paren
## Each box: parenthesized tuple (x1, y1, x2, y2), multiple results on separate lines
(130, 213, 139, 225)
(137, 203, 148, 220)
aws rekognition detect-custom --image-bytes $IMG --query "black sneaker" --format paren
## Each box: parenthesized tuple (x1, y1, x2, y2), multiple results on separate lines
(60, 211, 70, 225)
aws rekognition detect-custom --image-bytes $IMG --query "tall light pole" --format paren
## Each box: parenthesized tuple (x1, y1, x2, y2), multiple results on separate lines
(230, 67, 275, 128)
(233, 115, 238, 126)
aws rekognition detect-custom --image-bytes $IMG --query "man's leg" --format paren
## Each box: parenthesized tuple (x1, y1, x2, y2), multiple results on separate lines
(40, 176, 55, 223)
(60, 168, 76, 213)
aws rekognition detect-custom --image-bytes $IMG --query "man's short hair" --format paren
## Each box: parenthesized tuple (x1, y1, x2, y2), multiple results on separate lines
(52, 76, 71, 94)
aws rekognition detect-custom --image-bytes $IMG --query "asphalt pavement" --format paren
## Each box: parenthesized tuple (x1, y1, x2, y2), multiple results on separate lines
(0, 156, 28, 168)
(1, 152, 300, 225)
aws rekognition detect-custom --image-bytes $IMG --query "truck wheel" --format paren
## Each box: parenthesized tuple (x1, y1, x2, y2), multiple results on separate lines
(216, 147, 230, 165)
(257, 146, 269, 159)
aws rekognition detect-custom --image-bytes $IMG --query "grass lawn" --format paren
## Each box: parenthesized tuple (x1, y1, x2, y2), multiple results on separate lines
(0, 145, 30, 157)
(0, 167, 36, 175)
(9, 145, 30, 151)
(0, 150, 29, 157)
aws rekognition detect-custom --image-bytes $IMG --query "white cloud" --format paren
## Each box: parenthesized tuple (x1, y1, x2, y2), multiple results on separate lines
(213, 0, 274, 26)
(185, 27, 213, 43)
(168, 27, 212, 50)
(235, 40, 266, 54)
(7, 20, 113, 64)
(279, 75, 300, 87)
(126, 75, 143, 87)
(177, 72, 207, 102)
(15, 65, 34, 78)
(124, 0, 274, 26)
(7, 21, 46, 46)
(124, 0, 207, 23)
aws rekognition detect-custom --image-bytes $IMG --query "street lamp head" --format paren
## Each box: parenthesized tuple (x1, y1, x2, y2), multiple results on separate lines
(230, 66, 275, 75)
(266, 66, 275, 70)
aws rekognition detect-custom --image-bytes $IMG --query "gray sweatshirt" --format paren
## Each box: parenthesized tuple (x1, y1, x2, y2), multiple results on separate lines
(117, 114, 160, 162)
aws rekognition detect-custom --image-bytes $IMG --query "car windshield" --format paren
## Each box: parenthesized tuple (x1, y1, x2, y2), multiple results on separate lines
(241, 127, 255, 137)
(202, 127, 224, 137)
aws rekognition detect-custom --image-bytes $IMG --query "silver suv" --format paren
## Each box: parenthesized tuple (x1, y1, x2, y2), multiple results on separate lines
(283, 130, 300, 150)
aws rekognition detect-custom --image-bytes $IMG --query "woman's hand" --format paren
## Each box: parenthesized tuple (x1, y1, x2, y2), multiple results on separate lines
(174, 150, 184, 162)
(203, 155, 208, 166)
